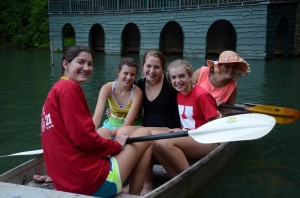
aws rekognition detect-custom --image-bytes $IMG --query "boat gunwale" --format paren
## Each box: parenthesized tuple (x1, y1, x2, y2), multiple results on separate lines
(0, 142, 240, 198)
(0, 154, 45, 184)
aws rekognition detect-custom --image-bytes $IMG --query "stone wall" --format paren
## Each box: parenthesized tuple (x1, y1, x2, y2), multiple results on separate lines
(266, 3, 298, 58)
(48, 4, 300, 59)
(294, 3, 300, 56)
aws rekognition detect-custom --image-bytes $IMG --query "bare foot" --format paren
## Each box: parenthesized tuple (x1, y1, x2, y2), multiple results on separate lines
(140, 182, 152, 196)
(121, 184, 129, 194)
(33, 175, 52, 183)
(122, 179, 152, 195)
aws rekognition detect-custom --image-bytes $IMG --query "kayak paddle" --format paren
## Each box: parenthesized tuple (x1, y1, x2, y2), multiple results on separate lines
(0, 149, 43, 157)
(1, 113, 276, 157)
(219, 103, 299, 124)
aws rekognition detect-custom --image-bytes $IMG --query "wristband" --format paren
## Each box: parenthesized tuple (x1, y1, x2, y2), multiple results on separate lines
(121, 144, 125, 150)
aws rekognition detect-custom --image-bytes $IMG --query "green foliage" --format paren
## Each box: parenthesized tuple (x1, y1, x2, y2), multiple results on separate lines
(64, 38, 76, 49)
(29, 0, 49, 48)
(62, 24, 76, 50)
(0, 0, 49, 49)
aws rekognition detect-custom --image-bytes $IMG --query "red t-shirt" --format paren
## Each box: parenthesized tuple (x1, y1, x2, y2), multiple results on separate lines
(177, 85, 218, 129)
(41, 79, 121, 195)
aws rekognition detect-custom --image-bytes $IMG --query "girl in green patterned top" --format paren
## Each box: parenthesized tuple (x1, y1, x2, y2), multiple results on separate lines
(93, 57, 142, 139)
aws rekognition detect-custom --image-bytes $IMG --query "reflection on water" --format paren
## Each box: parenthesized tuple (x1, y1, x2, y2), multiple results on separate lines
(0, 49, 299, 196)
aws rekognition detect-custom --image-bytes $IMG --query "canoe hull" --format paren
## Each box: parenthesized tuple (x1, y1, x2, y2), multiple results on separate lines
(0, 142, 241, 198)
(144, 142, 241, 198)
(0, 155, 46, 185)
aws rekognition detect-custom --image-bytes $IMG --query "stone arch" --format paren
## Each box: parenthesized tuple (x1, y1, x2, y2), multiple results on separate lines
(89, 24, 105, 52)
(159, 21, 184, 55)
(121, 23, 140, 54)
(62, 23, 76, 51)
(206, 20, 236, 59)
(274, 16, 289, 57)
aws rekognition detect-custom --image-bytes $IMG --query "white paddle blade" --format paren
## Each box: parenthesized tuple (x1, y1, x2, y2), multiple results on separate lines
(188, 113, 276, 144)
(0, 149, 43, 158)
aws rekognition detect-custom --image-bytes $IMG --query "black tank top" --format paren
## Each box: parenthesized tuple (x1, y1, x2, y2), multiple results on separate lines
(137, 77, 181, 128)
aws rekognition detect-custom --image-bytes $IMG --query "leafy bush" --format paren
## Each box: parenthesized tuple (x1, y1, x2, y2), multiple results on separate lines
(64, 38, 76, 49)
(0, 0, 49, 49)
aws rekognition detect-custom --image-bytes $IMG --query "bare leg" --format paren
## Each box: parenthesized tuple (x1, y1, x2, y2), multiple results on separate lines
(128, 145, 153, 194)
(140, 161, 153, 195)
(118, 126, 144, 194)
(117, 125, 142, 136)
(154, 136, 216, 177)
(153, 139, 189, 177)
(97, 127, 112, 139)
(115, 127, 152, 195)
(122, 156, 153, 196)
(139, 127, 170, 195)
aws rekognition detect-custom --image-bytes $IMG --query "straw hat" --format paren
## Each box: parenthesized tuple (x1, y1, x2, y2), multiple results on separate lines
(207, 51, 250, 74)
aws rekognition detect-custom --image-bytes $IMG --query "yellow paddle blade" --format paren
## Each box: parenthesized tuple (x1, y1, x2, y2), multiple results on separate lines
(273, 116, 298, 124)
(244, 103, 300, 124)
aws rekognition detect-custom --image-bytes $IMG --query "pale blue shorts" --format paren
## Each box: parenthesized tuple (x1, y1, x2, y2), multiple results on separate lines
(102, 119, 117, 131)
(92, 157, 122, 198)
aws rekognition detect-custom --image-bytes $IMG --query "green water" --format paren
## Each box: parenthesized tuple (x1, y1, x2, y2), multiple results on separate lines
(0, 49, 299, 197)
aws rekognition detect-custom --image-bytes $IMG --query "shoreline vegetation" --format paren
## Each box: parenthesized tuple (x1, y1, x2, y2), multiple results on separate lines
(0, 0, 49, 49)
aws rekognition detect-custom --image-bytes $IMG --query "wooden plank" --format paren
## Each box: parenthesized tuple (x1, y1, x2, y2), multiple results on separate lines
(0, 182, 92, 198)
(0, 155, 46, 184)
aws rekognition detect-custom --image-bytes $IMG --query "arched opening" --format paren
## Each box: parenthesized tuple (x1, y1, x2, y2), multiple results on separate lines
(206, 20, 236, 59)
(62, 23, 76, 51)
(159, 21, 184, 55)
(89, 24, 105, 53)
(121, 23, 140, 54)
(274, 17, 289, 58)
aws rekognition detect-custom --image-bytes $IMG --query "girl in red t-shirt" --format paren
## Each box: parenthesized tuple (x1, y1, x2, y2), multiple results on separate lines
(153, 59, 219, 177)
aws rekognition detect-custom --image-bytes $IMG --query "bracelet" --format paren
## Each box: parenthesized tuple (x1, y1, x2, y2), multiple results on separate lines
(121, 144, 125, 150)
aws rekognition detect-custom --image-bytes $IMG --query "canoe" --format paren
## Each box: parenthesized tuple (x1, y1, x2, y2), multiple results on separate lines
(0, 142, 241, 198)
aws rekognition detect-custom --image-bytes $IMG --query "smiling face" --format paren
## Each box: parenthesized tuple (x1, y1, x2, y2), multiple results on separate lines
(63, 51, 93, 84)
(217, 63, 244, 79)
(143, 55, 164, 83)
(117, 64, 137, 86)
(169, 65, 193, 95)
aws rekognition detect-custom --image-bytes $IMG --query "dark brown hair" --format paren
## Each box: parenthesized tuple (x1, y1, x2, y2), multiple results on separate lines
(116, 57, 139, 76)
(61, 45, 95, 76)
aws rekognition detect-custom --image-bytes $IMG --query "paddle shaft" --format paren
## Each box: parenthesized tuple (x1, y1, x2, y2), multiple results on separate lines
(220, 104, 292, 116)
(219, 104, 245, 111)
(1, 113, 276, 157)
(126, 131, 188, 144)
(0, 132, 189, 157)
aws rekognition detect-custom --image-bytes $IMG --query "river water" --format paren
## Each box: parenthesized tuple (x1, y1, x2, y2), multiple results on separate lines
(0, 49, 299, 197)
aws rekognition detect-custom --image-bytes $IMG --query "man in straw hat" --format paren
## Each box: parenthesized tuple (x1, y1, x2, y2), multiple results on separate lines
(192, 50, 250, 116)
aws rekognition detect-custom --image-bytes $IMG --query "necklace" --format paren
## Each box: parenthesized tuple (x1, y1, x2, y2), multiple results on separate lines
(147, 79, 160, 87)
(61, 76, 70, 80)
